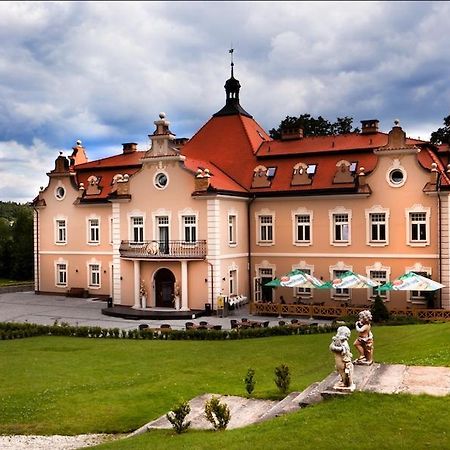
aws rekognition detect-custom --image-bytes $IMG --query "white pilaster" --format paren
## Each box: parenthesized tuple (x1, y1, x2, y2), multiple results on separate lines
(180, 260, 189, 310)
(440, 194, 450, 309)
(133, 260, 141, 309)
(207, 199, 222, 308)
(112, 202, 122, 304)
(33, 209, 40, 291)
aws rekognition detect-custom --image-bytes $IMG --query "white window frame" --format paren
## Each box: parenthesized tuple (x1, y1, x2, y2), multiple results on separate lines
(256, 209, 275, 246)
(228, 262, 238, 297)
(365, 205, 389, 247)
(329, 261, 353, 300)
(386, 159, 407, 188)
(228, 212, 237, 247)
(87, 260, 101, 289)
(329, 207, 351, 246)
(292, 261, 315, 299)
(182, 215, 197, 243)
(179, 208, 198, 245)
(55, 216, 67, 245)
(292, 208, 313, 246)
(366, 262, 391, 302)
(405, 205, 430, 247)
(87, 216, 100, 245)
(254, 260, 276, 302)
(406, 263, 432, 305)
(54, 258, 68, 288)
(129, 215, 145, 244)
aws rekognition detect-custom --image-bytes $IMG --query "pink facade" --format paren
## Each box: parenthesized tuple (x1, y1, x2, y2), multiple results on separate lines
(33, 74, 450, 314)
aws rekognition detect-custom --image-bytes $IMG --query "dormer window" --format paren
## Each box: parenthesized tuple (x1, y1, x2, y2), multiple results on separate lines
(333, 160, 354, 184)
(251, 165, 273, 188)
(350, 162, 357, 173)
(292, 162, 314, 186)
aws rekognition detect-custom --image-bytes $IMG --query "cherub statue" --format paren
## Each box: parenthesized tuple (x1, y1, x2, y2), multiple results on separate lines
(329, 326, 355, 390)
(353, 310, 374, 365)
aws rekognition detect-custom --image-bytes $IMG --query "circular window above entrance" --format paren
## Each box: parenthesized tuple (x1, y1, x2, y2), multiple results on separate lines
(386, 164, 407, 188)
(55, 186, 66, 200)
(154, 172, 168, 190)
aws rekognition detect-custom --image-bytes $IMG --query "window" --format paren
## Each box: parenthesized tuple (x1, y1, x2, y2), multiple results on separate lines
(369, 270, 387, 299)
(228, 215, 237, 245)
(369, 213, 386, 243)
(389, 169, 405, 186)
(56, 263, 67, 287)
(410, 271, 429, 301)
(131, 217, 144, 243)
(259, 215, 273, 243)
(410, 212, 427, 243)
(154, 172, 168, 189)
(296, 268, 312, 298)
(89, 264, 100, 288)
(88, 218, 100, 244)
(56, 219, 67, 244)
(182, 215, 197, 243)
(295, 214, 311, 243)
(55, 186, 65, 200)
(333, 270, 350, 297)
(306, 164, 317, 175)
(229, 269, 237, 296)
(333, 214, 349, 243)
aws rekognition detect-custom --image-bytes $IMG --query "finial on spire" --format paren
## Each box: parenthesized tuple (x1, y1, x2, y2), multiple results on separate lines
(229, 45, 234, 77)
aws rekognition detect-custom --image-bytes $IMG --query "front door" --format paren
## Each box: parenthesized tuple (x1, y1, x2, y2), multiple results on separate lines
(155, 268, 175, 308)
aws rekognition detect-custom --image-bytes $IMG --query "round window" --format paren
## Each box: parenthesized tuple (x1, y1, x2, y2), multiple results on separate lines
(389, 169, 405, 185)
(154, 172, 168, 189)
(55, 186, 66, 200)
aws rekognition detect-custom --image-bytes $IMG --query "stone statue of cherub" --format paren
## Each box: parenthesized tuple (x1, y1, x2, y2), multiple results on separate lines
(329, 326, 355, 391)
(354, 310, 374, 365)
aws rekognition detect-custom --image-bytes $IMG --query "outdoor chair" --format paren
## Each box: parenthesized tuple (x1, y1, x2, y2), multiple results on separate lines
(262, 321, 270, 328)
(230, 319, 239, 329)
(185, 322, 194, 329)
(278, 320, 286, 326)
(138, 323, 149, 330)
(199, 321, 208, 326)
(160, 324, 172, 329)
(241, 317, 248, 322)
(291, 319, 299, 324)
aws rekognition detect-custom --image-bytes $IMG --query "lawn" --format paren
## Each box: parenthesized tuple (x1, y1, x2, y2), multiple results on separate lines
(0, 279, 32, 287)
(0, 322, 449, 447)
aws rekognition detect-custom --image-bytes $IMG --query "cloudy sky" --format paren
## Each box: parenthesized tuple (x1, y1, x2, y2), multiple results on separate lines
(1, 1, 450, 202)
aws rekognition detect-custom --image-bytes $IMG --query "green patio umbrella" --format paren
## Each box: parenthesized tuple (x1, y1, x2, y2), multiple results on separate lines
(264, 269, 327, 289)
(378, 272, 445, 291)
(322, 270, 380, 289)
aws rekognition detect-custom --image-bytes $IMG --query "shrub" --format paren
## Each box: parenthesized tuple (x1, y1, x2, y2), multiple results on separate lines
(274, 364, 291, 395)
(371, 295, 390, 322)
(204, 396, 231, 431)
(244, 368, 256, 396)
(166, 400, 191, 434)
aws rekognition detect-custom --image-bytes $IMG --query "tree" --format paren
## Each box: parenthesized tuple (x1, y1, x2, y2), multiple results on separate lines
(430, 115, 450, 145)
(10, 209, 33, 280)
(0, 218, 13, 278)
(269, 114, 360, 139)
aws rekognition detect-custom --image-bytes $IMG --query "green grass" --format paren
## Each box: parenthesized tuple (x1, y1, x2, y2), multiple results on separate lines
(0, 323, 449, 443)
(94, 393, 450, 450)
(0, 278, 32, 287)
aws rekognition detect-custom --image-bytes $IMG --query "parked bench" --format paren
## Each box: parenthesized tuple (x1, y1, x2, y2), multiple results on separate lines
(66, 287, 88, 298)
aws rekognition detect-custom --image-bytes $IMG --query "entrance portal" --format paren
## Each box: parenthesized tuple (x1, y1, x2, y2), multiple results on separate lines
(154, 268, 175, 308)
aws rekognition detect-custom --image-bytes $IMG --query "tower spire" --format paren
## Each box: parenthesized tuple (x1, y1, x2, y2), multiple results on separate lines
(229, 46, 234, 78)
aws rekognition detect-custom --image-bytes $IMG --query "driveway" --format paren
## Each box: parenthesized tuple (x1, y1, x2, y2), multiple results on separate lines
(0, 291, 330, 330)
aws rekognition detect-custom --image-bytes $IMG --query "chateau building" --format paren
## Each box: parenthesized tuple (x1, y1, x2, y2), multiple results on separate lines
(33, 66, 450, 315)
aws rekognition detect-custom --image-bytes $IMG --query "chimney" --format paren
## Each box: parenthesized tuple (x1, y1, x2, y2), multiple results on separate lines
(122, 143, 137, 154)
(280, 127, 304, 141)
(360, 120, 379, 134)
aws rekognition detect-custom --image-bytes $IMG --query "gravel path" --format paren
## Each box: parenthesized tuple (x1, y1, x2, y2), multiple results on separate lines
(0, 434, 118, 450)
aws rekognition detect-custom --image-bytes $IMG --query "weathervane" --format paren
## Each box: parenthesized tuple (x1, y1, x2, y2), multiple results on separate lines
(229, 45, 234, 77)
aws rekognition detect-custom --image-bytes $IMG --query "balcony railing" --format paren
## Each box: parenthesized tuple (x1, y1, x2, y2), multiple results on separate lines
(119, 240, 207, 259)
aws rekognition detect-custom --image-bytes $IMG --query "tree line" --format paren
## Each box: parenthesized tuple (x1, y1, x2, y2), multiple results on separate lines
(0, 201, 33, 281)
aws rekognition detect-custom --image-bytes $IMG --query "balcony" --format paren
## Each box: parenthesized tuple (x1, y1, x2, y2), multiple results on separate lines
(119, 240, 207, 260)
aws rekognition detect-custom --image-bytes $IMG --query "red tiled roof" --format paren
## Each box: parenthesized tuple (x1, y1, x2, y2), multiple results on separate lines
(256, 132, 423, 157)
(182, 114, 269, 189)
